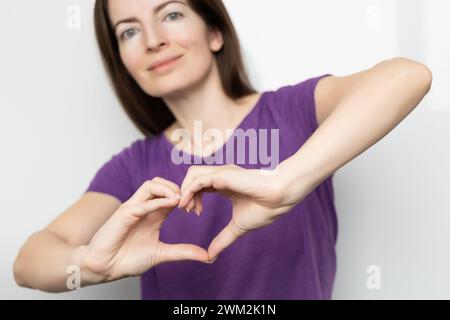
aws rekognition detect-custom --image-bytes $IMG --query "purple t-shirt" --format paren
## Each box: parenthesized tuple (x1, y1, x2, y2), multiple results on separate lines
(85, 74, 337, 299)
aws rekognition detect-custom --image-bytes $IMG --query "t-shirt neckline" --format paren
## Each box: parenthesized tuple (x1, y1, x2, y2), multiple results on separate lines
(160, 91, 268, 164)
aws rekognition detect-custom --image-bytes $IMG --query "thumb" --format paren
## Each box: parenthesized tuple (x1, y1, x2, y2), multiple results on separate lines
(207, 220, 247, 261)
(158, 242, 210, 264)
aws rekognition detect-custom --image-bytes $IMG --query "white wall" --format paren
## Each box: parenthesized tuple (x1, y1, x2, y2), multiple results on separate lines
(1, 0, 448, 299)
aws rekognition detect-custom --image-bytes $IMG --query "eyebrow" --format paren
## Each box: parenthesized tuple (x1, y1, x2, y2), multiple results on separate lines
(113, 0, 186, 31)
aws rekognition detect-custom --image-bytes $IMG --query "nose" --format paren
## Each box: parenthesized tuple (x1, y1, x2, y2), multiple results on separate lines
(144, 22, 169, 51)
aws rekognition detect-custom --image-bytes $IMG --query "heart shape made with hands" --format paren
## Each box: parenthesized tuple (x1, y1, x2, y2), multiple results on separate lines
(173, 164, 299, 262)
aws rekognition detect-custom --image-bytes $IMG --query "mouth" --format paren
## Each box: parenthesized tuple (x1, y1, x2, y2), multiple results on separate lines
(148, 55, 183, 72)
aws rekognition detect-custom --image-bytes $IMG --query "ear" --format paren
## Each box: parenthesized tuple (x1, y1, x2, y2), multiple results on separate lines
(208, 26, 224, 53)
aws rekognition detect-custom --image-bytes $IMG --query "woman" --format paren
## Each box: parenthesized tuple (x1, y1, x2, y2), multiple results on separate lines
(13, 0, 432, 299)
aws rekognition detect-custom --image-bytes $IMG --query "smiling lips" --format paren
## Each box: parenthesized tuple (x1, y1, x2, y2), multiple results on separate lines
(148, 55, 183, 71)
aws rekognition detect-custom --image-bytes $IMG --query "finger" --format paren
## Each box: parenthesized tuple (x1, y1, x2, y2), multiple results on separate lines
(158, 242, 210, 264)
(179, 165, 219, 208)
(127, 197, 179, 218)
(127, 180, 180, 205)
(193, 193, 203, 216)
(152, 177, 184, 211)
(180, 165, 217, 192)
(180, 197, 196, 214)
(183, 188, 213, 214)
(151, 177, 181, 195)
(187, 191, 202, 216)
(187, 198, 195, 214)
(207, 220, 247, 261)
(179, 172, 227, 208)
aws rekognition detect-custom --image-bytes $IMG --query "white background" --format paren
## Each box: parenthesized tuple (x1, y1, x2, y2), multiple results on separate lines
(1, 0, 449, 299)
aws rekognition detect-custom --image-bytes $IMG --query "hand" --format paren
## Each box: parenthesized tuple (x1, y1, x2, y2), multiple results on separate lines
(82, 177, 209, 281)
(178, 164, 312, 261)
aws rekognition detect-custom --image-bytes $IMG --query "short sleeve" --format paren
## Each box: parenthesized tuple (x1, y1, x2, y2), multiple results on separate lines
(84, 139, 145, 203)
(273, 74, 333, 137)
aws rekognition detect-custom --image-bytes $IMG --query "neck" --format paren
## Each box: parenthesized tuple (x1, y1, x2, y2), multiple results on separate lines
(162, 62, 259, 152)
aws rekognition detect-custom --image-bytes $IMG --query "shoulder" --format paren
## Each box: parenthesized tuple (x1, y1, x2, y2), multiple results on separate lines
(314, 72, 375, 126)
(115, 136, 148, 159)
(268, 73, 365, 127)
(266, 74, 334, 120)
(109, 135, 161, 171)
(258, 75, 333, 136)
(313, 58, 429, 126)
(268, 74, 333, 103)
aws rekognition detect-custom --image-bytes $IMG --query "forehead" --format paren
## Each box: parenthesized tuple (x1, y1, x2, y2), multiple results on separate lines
(108, 0, 187, 20)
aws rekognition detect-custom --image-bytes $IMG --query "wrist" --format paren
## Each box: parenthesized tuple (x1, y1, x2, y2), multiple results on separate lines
(276, 158, 320, 206)
(71, 245, 108, 287)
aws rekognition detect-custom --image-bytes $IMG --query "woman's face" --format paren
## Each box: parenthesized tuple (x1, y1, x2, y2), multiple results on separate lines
(108, 0, 224, 98)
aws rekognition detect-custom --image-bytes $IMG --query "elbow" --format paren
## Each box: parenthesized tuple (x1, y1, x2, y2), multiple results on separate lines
(419, 64, 433, 94)
(13, 254, 29, 289)
(408, 59, 433, 94)
(12, 233, 39, 290)
(390, 57, 433, 93)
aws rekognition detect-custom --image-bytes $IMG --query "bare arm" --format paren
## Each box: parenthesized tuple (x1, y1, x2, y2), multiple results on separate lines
(174, 58, 433, 260)
(13, 192, 120, 292)
(279, 57, 433, 195)
(13, 177, 210, 293)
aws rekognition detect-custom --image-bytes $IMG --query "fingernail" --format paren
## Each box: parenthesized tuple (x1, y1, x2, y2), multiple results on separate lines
(170, 194, 181, 200)
(209, 256, 218, 263)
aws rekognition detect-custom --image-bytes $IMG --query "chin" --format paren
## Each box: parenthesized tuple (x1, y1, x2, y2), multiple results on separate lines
(144, 82, 187, 99)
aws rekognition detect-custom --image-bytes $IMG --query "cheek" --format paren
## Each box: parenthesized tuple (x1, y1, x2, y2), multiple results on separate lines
(116, 22, 216, 95)
(175, 30, 214, 69)
(119, 47, 142, 77)
(169, 19, 211, 54)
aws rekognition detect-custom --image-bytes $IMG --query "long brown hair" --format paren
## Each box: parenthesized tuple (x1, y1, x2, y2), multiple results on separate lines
(93, 0, 257, 137)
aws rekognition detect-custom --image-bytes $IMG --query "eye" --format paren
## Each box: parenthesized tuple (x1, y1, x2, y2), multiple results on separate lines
(164, 12, 183, 22)
(120, 28, 138, 41)
(118, 12, 183, 41)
